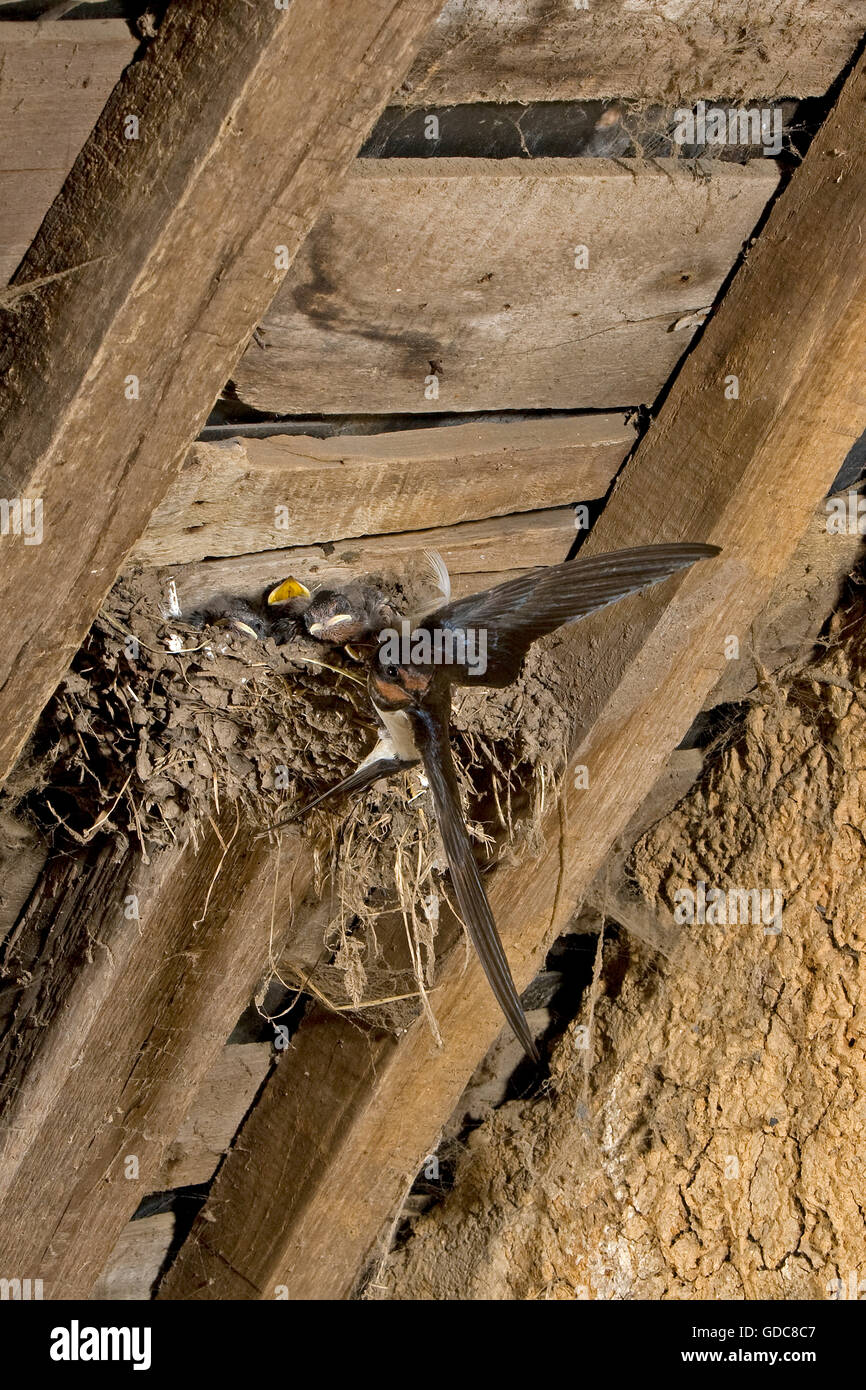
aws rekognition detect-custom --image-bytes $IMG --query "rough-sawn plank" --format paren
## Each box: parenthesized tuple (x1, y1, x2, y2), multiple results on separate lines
(232, 158, 780, 415)
(136, 414, 632, 565)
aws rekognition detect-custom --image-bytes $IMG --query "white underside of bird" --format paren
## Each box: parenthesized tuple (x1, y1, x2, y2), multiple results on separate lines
(367, 706, 420, 767)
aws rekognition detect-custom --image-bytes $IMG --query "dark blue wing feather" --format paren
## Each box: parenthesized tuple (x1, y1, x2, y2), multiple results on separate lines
(424, 543, 719, 686)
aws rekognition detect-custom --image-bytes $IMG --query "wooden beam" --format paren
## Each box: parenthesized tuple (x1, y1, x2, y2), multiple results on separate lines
(91, 1213, 174, 1302)
(135, 414, 632, 565)
(0, 818, 317, 1298)
(0, 21, 138, 283)
(231, 158, 779, 415)
(0, 0, 445, 792)
(156, 1044, 272, 1191)
(164, 507, 582, 612)
(401, 0, 866, 105)
(158, 47, 866, 1301)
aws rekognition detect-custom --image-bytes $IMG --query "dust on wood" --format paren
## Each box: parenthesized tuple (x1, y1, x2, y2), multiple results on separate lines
(400, 0, 866, 105)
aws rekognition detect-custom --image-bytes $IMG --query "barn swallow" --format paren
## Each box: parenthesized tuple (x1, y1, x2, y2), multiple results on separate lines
(183, 594, 270, 640)
(266, 542, 719, 1059)
(307, 584, 396, 646)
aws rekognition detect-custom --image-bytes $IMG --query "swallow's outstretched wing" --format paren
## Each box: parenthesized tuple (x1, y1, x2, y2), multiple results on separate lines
(425, 542, 719, 687)
(408, 699, 539, 1062)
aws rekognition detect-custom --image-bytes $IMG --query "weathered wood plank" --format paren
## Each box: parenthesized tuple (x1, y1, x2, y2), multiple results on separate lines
(156, 1043, 271, 1191)
(401, 0, 866, 105)
(90, 1214, 174, 1302)
(0, 11, 834, 300)
(135, 414, 632, 565)
(232, 158, 780, 415)
(0, 21, 138, 283)
(159, 46, 866, 1300)
(164, 507, 579, 612)
(0, 0, 446, 793)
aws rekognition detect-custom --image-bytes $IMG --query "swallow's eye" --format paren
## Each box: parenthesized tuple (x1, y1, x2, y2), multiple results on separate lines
(381, 662, 399, 681)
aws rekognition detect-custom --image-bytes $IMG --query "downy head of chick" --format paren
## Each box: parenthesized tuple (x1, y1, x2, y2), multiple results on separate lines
(300, 582, 395, 646)
(265, 576, 313, 645)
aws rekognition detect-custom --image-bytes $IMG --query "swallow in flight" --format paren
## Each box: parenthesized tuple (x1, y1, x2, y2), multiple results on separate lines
(264, 542, 719, 1059)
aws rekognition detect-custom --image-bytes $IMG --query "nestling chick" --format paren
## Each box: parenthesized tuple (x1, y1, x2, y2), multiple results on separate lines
(264, 577, 313, 645)
(182, 595, 269, 640)
(299, 582, 397, 645)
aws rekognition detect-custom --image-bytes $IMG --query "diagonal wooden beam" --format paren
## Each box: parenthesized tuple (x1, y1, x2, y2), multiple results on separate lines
(0, 818, 318, 1298)
(0, 0, 445, 791)
(158, 47, 866, 1300)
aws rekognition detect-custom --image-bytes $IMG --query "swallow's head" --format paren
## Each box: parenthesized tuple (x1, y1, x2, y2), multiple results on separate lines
(300, 588, 375, 645)
(369, 651, 434, 711)
(188, 597, 268, 640)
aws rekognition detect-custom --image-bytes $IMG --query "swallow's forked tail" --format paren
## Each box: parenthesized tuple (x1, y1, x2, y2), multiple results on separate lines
(409, 703, 539, 1062)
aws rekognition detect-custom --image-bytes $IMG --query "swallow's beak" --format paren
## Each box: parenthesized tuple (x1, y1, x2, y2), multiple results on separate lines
(308, 613, 353, 635)
(231, 620, 260, 639)
(267, 577, 311, 605)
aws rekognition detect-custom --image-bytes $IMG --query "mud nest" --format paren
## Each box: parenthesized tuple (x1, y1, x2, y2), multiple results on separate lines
(2, 571, 371, 854)
(2, 567, 573, 1031)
